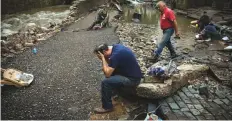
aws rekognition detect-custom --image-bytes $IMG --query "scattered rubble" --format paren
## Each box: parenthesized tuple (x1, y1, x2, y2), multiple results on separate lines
(116, 21, 232, 97)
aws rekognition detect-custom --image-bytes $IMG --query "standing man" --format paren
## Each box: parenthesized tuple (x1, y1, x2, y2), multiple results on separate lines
(149, 1, 179, 61)
(93, 43, 142, 113)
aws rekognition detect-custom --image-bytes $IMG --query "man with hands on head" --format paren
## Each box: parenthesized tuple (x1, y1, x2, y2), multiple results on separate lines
(93, 43, 142, 113)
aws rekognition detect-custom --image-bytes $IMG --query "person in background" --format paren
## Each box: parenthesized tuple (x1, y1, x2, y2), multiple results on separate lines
(197, 11, 210, 32)
(87, 7, 109, 31)
(148, 1, 179, 62)
(93, 43, 142, 113)
(198, 23, 221, 40)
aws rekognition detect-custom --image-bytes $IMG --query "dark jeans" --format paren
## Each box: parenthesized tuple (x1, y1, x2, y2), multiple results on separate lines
(101, 75, 140, 109)
(154, 28, 175, 56)
(202, 30, 221, 40)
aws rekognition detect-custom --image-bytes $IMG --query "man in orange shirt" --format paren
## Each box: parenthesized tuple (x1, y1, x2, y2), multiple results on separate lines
(149, 1, 179, 61)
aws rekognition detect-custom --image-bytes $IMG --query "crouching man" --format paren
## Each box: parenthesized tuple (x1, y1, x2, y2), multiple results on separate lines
(93, 43, 142, 113)
(87, 8, 109, 31)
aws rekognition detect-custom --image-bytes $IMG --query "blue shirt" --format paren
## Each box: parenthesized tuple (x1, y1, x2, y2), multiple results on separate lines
(109, 44, 143, 79)
(204, 23, 217, 33)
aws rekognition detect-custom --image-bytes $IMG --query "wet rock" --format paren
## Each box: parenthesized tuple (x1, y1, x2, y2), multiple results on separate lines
(41, 27, 49, 32)
(26, 23, 37, 27)
(2, 29, 18, 37)
(49, 22, 56, 28)
(1, 36, 7, 40)
(70, 11, 78, 17)
(5, 17, 22, 26)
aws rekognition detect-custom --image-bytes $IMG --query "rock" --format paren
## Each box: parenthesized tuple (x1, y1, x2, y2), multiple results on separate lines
(143, 76, 164, 83)
(1, 47, 10, 54)
(26, 23, 36, 27)
(182, 47, 192, 54)
(15, 43, 23, 51)
(137, 83, 172, 99)
(70, 11, 78, 17)
(49, 22, 56, 28)
(199, 85, 209, 98)
(37, 38, 46, 41)
(216, 21, 228, 25)
(41, 27, 49, 32)
(1, 29, 17, 36)
(136, 64, 209, 99)
(24, 42, 34, 47)
(5, 17, 22, 26)
(9, 49, 17, 54)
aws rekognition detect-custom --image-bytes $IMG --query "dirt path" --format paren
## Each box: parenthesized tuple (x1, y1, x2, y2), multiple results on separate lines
(1, 11, 119, 120)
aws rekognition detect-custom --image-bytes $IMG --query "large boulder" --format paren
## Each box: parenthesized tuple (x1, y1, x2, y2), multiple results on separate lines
(136, 64, 209, 99)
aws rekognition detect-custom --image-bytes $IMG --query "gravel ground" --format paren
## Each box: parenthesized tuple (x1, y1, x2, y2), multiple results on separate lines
(1, 12, 119, 120)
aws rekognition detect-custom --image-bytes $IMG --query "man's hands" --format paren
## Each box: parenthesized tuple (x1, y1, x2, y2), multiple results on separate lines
(95, 51, 114, 78)
(175, 33, 180, 39)
(173, 20, 180, 39)
(97, 51, 104, 60)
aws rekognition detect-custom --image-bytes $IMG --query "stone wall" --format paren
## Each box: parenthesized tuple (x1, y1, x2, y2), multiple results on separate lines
(1, 0, 74, 14)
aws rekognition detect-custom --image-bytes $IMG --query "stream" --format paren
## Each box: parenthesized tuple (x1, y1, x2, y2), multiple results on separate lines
(1, 5, 70, 37)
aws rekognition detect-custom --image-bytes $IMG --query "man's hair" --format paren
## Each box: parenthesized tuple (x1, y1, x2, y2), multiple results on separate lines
(203, 11, 207, 14)
(94, 43, 108, 54)
(156, 1, 166, 8)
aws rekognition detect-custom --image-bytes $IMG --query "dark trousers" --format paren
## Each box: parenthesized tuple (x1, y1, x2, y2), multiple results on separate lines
(101, 75, 140, 109)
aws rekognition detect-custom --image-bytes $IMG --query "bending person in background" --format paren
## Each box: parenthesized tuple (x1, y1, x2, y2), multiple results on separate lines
(198, 23, 221, 40)
(87, 8, 109, 31)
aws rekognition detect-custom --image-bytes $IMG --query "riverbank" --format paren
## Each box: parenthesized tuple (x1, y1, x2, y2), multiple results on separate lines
(1, 0, 107, 63)
(115, 16, 232, 120)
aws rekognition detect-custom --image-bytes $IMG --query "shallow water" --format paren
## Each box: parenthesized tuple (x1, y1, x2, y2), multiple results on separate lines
(1, 5, 70, 37)
(122, 5, 197, 51)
